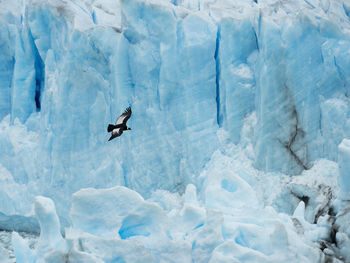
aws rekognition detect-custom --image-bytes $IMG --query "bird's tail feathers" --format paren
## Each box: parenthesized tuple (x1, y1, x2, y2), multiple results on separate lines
(107, 124, 116, 132)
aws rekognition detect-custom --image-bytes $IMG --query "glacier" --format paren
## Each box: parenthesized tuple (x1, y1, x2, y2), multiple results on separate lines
(1, 0, 350, 262)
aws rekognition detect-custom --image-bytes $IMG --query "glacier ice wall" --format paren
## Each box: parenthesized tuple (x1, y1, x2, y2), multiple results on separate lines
(1, 0, 350, 261)
(0, 0, 222, 222)
(0, 0, 350, 241)
(253, 4, 350, 174)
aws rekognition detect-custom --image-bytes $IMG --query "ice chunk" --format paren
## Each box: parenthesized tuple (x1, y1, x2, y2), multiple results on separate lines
(184, 184, 198, 205)
(336, 232, 350, 261)
(190, 209, 223, 263)
(71, 186, 167, 238)
(44, 248, 104, 263)
(203, 167, 259, 214)
(209, 240, 269, 263)
(148, 190, 182, 212)
(34, 196, 67, 256)
(12, 232, 36, 263)
(293, 201, 306, 219)
(0, 246, 11, 263)
(64, 232, 154, 263)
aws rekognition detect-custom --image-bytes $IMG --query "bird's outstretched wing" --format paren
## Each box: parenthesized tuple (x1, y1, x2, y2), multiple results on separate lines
(109, 128, 123, 141)
(115, 106, 132, 125)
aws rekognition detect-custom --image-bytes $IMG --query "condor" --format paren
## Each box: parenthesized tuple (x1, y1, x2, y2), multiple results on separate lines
(107, 106, 132, 141)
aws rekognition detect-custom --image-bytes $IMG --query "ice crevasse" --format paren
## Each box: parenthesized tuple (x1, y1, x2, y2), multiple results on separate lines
(1, 0, 350, 262)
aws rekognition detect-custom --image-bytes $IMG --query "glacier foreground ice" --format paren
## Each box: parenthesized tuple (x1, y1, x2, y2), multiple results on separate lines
(1, 0, 350, 261)
(12, 153, 343, 262)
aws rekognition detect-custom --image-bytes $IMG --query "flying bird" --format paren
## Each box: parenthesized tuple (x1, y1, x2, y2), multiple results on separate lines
(107, 106, 132, 141)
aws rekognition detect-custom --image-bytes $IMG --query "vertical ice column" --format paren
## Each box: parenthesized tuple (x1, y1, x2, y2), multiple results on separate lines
(34, 196, 67, 256)
(120, 0, 218, 196)
(338, 139, 350, 200)
(0, 24, 14, 121)
(11, 27, 37, 123)
(216, 18, 257, 143)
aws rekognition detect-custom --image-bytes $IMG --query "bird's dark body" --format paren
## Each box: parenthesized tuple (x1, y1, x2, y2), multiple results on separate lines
(107, 107, 132, 141)
(107, 124, 124, 132)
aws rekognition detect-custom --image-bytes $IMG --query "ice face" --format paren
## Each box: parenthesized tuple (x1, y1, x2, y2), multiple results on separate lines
(0, 0, 222, 223)
(1, 0, 350, 262)
(0, 0, 349, 217)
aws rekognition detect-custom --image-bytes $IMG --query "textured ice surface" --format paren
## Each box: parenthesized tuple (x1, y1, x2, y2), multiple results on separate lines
(9, 149, 343, 262)
(0, 0, 350, 261)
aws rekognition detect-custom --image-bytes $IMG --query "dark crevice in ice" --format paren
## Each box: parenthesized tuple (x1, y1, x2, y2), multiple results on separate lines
(91, 10, 97, 24)
(172, 181, 185, 194)
(112, 27, 122, 33)
(253, 28, 259, 52)
(214, 25, 222, 127)
(313, 186, 333, 224)
(78, 238, 85, 252)
(292, 194, 310, 207)
(280, 84, 309, 171)
(303, 0, 316, 8)
(33, 45, 44, 111)
(313, 193, 346, 262)
(284, 109, 308, 171)
(318, 207, 345, 262)
(329, 220, 338, 246)
(28, 29, 45, 111)
(291, 189, 344, 261)
(257, 11, 262, 37)
(301, 195, 309, 206)
(287, 125, 308, 170)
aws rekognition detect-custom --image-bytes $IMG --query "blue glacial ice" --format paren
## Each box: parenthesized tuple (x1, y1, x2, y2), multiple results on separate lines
(1, 0, 350, 262)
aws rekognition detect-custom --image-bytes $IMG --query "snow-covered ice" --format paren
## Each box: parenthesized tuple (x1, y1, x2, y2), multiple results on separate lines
(0, 0, 350, 261)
